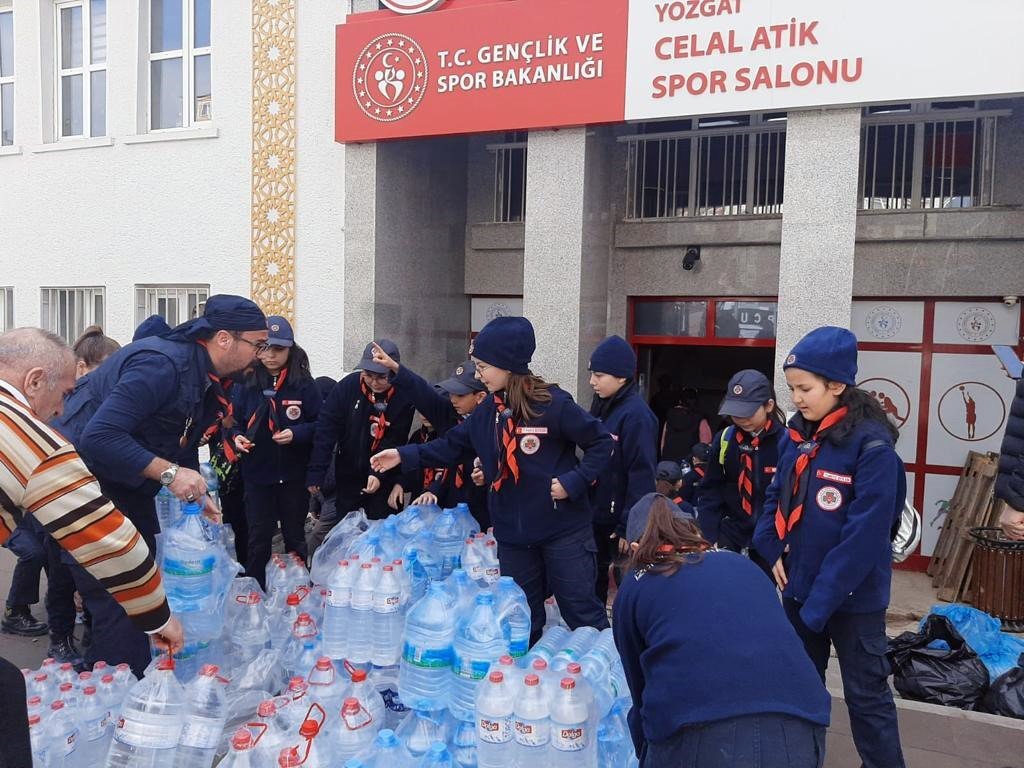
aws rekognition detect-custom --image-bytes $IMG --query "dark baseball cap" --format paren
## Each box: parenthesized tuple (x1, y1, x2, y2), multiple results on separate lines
(626, 492, 695, 544)
(437, 360, 485, 396)
(656, 461, 683, 483)
(358, 339, 400, 375)
(266, 316, 294, 347)
(718, 369, 773, 419)
(691, 443, 713, 463)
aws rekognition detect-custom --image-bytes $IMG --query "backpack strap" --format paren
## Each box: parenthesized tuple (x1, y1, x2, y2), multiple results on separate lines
(718, 426, 735, 466)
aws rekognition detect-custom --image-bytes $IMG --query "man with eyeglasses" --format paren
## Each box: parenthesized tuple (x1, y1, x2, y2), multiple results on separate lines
(52, 294, 268, 674)
(306, 340, 415, 552)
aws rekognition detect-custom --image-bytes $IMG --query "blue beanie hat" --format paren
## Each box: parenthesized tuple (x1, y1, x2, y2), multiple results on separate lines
(470, 316, 535, 375)
(132, 314, 172, 341)
(784, 326, 858, 386)
(589, 335, 636, 379)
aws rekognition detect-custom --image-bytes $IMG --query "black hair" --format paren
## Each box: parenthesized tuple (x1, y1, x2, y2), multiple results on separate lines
(765, 386, 787, 426)
(245, 343, 313, 389)
(814, 381, 899, 444)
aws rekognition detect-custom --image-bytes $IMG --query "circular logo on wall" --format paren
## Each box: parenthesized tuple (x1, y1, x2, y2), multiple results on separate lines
(956, 307, 997, 343)
(864, 305, 903, 340)
(858, 377, 911, 429)
(380, 0, 446, 13)
(486, 302, 513, 322)
(937, 381, 1007, 442)
(353, 34, 428, 123)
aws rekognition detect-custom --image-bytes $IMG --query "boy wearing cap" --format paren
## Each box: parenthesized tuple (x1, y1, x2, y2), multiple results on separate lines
(680, 442, 712, 504)
(654, 461, 686, 506)
(306, 340, 415, 539)
(697, 370, 785, 578)
(368, 344, 490, 529)
(588, 335, 658, 607)
(230, 317, 322, 588)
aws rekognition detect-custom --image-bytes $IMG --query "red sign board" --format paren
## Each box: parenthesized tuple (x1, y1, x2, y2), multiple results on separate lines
(335, 0, 629, 143)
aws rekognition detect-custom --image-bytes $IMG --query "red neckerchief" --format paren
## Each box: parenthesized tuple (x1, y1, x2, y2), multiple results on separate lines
(736, 420, 772, 516)
(247, 367, 289, 437)
(361, 379, 394, 452)
(695, 466, 706, 478)
(491, 393, 520, 492)
(198, 340, 237, 462)
(774, 408, 848, 539)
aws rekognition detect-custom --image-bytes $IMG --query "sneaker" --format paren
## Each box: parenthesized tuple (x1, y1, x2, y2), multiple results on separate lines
(47, 636, 86, 672)
(1, 606, 49, 637)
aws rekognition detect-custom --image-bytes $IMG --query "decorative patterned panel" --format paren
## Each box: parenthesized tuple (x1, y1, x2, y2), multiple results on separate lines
(252, 0, 297, 321)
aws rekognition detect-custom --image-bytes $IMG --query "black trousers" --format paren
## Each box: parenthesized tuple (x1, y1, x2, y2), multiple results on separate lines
(784, 600, 906, 768)
(497, 525, 609, 644)
(0, 655, 31, 767)
(244, 478, 309, 590)
(4, 518, 45, 608)
(220, 477, 248, 570)
(593, 521, 619, 608)
(72, 484, 158, 677)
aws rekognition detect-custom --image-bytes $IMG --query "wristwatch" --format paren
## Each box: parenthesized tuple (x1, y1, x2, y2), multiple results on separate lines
(159, 464, 179, 487)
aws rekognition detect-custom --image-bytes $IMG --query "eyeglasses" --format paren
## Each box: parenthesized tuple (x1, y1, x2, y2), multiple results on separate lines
(233, 335, 270, 354)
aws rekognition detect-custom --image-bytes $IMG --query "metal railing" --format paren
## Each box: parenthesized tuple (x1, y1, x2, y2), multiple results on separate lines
(135, 285, 209, 327)
(40, 287, 105, 344)
(491, 141, 528, 223)
(859, 114, 1000, 210)
(623, 124, 786, 220)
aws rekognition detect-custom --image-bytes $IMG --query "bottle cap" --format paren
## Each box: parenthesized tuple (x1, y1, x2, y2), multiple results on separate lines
(279, 747, 302, 767)
(79, 672, 93, 681)
(361, 563, 373, 569)
(83, 686, 97, 695)
(351, 669, 368, 683)
(116, 663, 131, 672)
(499, 655, 514, 666)
(42, 658, 56, 666)
(33, 673, 47, 682)
(287, 593, 301, 607)
(342, 697, 361, 714)
(28, 715, 40, 726)
(566, 662, 582, 674)
(27, 696, 41, 706)
(315, 658, 332, 670)
(101, 674, 115, 684)
(157, 657, 175, 671)
(232, 729, 253, 750)
(560, 678, 575, 690)
(299, 718, 320, 738)
(258, 699, 277, 717)
(93, 661, 109, 670)
(200, 664, 220, 677)
(60, 663, 73, 671)
(488, 671, 504, 683)
(383, 565, 393, 572)
(525, 674, 540, 686)
(51, 700, 65, 710)
(59, 683, 73, 692)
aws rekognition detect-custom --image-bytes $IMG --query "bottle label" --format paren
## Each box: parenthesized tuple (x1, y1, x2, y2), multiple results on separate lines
(467, 564, 484, 581)
(84, 716, 106, 742)
(373, 594, 401, 613)
(508, 639, 529, 658)
(326, 588, 351, 608)
(402, 642, 452, 669)
(483, 567, 500, 583)
(163, 555, 215, 576)
(514, 718, 550, 747)
(477, 714, 512, 744)
(452, 651, 492, 681)
(59, 727, 79, 756)
(552, 724, 587, 752)
(179, 715, 225, 748)
(113, 714, 182, 748)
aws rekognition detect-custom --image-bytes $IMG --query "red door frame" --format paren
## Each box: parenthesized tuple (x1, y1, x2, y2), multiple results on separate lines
(627, 295, 1024, 570)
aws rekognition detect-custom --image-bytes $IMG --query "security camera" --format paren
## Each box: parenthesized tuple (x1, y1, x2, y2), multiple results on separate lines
(1004, 296, 1019, 307)
(682, 246, 701, 272)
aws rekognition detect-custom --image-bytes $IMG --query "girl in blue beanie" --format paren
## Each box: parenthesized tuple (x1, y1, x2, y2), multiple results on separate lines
(753, 325, 906, 768)
(587, 334, 658, 606)
(371, 316, 615, 641)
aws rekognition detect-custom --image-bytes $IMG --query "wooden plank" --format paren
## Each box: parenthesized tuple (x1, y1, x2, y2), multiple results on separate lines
(929, 452, 986, 582)
(936, 454, 1000, 602)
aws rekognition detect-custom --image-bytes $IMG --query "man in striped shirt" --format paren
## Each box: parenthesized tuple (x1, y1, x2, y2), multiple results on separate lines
(0, 328, 183, 766)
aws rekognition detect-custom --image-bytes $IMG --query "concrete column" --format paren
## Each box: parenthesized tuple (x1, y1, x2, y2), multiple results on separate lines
(775, 108, 861, 398)
(523, 128, 613, 401)
(342, 142, 379, 371)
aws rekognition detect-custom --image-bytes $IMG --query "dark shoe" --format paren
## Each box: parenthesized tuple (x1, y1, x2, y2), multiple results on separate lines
(80, 622, 93, 650)
(47, 636, 86, 672)
(1, 606, 49, 637)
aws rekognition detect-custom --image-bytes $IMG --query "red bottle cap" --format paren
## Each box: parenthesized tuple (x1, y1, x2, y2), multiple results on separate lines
(350, 669, 367, 683)
(232, 729, 253, 750)
(489, 671, 504, 683)
(566, 662, 582, 674)
(83, 686, 97, 695)
(157, 657, 175, 671)
(532, 660, 548, 671)
(287, 593, 301, 607)
(101, 674, 115, 684)
(258, 699, 277, 717)
(525, 674, 540, 686)
(499, 655, 514, 666)
(561, 678, 575, 690)
(315, 658, 332, 670)
(200, 664, 220, 677)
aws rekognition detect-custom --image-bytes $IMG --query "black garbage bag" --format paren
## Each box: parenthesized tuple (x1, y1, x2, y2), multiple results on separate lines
(887, 614, 989, 710)
(983, 653, 1024, 719)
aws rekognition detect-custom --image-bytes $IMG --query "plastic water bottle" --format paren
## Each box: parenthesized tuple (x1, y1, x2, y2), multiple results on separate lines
(451, 718, 477, 768)
(28, 714, 48, 766)
(308, 657, 344, 710)
(30, 672, 55, 703)
(462, 539, 485, 583)
(174, 665, 227, 768)
(395, 505, 427, 539)
(348, 562, 379, 664)
(406, 551, 428, 602)
(480, 541, 500, 585)
(162, 503, 217, 608)
(514, 673, 551, 764)
(544, 598, 565, 630)
(549, 678, 592, 768)
(281, 677, 311, 729)
(580, 633, 618, 719)
(289, 639, 322, 680)
(46, 700, 80, 765)
(97, 674, 122, 735)
(278, 703, 330, 768)
(379, 517, 406, 562)
(154, 487, 181, 532)
(421, 741, 455, 768)
(450, 593, 507, 722)
(363, 728, 414, 768)
(475, 671, 513, 768)
(396, 707, 449, 760)
(432, 508, 465, 578)
(598, 700, 632, 768)
(230, 591, 271, 663)
(113, 663, 139, 691)
(334, 696, 378, 760)
(105, 657, 185, 767)
(443, 569, 479, 616)
(392, 558, 413, 610)
(551, 627, 600, 671)
(399, 583, 455, 711)
(372, 565, 404, 666)
(346, 668, 386, 730)
(77, 685, 112, 762)
(266, 558, 290, 607)
(322, 560, 355, 659)
(523, 625, 571, 668)
(252, 698, 293, 763)
(492, 577, 530, 659)
(220, 728, 260, 768)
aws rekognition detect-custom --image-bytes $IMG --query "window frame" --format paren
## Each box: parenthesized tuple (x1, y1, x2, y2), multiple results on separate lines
(147, 0, 211, 132)
(134, 283, 209, 327)
(487, 131, 528, 223)
(54, 0, 106, 140)
(0, 8, 14, 147)
(40, 286, 105, 344)
(0, 287, 13, 332)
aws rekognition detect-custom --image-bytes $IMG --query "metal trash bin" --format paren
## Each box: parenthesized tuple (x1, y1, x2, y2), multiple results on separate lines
(969, 527, 1024, 632)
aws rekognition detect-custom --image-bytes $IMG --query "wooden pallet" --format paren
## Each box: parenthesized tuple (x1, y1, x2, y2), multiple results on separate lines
(929, 451, 1002, 603)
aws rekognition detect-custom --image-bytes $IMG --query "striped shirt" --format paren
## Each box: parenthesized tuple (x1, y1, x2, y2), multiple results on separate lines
(0, 381, 170, 633)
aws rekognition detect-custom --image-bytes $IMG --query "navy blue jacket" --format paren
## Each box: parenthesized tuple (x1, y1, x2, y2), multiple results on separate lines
(398, 386, 614, 546)
(589, 383, 658, 532)
(996, 376, 1024, 511)
(392, 365, 489, 527)
(679, 466, 704, 504)
(230, 372, 322, 486)
(612, 550, 830, 752)
(306, 371, 415, 493)
(57, 337, 223, 495)
(753, 416, 904, 633)
(697, 421, 784, 549)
